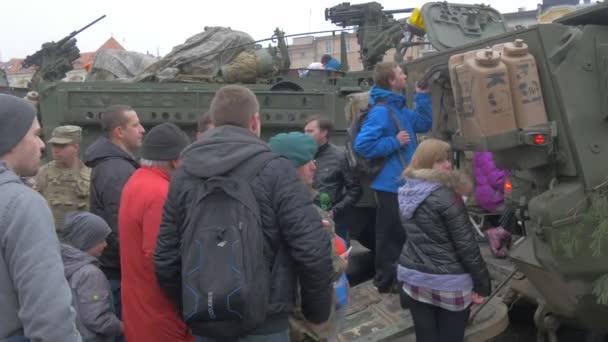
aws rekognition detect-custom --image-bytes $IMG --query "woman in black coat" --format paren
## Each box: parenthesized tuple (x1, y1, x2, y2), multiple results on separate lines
(397, 138, 491, 342)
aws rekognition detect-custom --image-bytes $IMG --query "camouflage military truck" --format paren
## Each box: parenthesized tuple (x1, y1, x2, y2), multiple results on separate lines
(401, 1, 608, 340)
(30, 1, 608, 339)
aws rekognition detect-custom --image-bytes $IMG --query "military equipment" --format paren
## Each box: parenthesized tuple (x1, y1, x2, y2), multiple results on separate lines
(400, 0, 608, 338)
(22, 15, 106, 89)
(34, 3, 513, 340)
(0, 69, 8, 87)
(325, 2, 416, 70)
(39, 1, 608, 339)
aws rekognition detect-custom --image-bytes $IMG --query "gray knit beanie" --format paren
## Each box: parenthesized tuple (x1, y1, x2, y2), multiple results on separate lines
(0, 94, 37, 156)
(142, 122, 190, 161)
(61, 212, 111, 251)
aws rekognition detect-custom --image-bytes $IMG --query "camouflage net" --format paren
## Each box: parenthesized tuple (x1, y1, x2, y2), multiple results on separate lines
(583, 195, 608, 257)
(133, 26, 255, 82)
(593, 274, 608, 305)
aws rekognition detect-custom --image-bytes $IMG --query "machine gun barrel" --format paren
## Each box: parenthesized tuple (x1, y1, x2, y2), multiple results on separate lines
(383, 8, 415, 15)
(326, 2, 415, 27)
(22, 15, 106, 69)
(56, 15, 107, 47)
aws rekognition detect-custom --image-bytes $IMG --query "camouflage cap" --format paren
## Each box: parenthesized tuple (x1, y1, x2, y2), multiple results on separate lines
(48, 125, 82, 145)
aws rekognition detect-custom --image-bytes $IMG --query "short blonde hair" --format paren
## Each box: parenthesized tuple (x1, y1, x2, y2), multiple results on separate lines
(404, 138, 451, 176)
(210, 85, 259, 128)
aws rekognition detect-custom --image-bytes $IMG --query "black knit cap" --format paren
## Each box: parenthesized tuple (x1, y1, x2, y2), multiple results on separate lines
(0, 94, 37, 156)
(141, 122, 190, 161)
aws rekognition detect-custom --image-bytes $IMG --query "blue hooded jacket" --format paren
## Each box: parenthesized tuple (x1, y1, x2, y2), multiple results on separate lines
(354, 86, 432, 193)
(325, 58, 342, 71)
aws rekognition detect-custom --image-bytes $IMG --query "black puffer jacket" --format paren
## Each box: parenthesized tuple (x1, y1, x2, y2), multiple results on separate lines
(312, 143, 362, 216)
(154, 125, 333, 333)
(84, 136, 139, 278)
(398, 169, 491, 296)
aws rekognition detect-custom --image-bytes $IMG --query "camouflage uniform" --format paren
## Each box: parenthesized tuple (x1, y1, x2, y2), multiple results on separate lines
(35, 125, 91, 231)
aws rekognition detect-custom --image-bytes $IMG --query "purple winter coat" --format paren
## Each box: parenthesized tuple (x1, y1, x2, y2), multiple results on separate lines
(473, 152, 510, 212)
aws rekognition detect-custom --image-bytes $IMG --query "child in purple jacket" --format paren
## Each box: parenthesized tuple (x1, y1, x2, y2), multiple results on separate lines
(473, 152, 512, 257)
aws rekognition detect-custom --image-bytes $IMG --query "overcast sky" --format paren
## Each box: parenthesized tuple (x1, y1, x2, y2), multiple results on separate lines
(1, 0, 536, 61)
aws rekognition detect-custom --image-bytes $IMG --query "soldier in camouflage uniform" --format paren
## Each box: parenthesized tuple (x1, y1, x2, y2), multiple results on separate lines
(35, 125, 91, 231)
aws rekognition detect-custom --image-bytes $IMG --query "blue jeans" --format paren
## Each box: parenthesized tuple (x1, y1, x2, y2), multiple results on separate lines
(108, 278, 123, 342)
(196, 329, 289, 342)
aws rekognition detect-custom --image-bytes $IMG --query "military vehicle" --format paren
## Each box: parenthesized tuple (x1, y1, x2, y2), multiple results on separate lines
(22, 15, 106, 90)
(401, 1, 608, 340)
(31, 1, 608, 340)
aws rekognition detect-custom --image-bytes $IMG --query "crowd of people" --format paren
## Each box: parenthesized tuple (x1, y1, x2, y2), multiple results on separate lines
(1, 60, 500, 342)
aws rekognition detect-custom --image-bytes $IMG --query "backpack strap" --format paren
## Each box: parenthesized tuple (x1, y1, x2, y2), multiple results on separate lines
(229, 151, 280, 182)
(373, 103, 408, 169)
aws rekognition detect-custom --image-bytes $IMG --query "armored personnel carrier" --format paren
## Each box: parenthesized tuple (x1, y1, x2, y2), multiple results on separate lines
(31, 1, 608, 339)
(401, 1, 608, 340)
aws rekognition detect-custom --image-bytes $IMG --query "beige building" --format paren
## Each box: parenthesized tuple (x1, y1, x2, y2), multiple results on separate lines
(288, 32, 430, 71)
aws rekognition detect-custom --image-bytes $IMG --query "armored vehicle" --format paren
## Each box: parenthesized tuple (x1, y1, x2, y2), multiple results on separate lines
(31, 1, 608, 339)
(401, 1, 608, 339)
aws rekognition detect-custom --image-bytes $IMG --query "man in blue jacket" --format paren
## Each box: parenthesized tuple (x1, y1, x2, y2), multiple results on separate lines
(354, 61, 432, 293)
(321, 54, 342, 71)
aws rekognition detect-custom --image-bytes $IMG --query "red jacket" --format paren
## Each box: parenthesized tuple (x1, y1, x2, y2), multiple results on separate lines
(119, 166, 194, 342)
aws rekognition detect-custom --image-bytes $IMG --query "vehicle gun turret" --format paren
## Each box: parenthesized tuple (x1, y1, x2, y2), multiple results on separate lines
(22, 15, 106, 89)
(325, 2, 418, 70)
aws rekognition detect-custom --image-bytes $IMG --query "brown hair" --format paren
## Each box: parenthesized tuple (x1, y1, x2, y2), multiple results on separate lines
(100, 104, 134, 135)
(210, 85, 259, 128)
(404, 138, 451, 176)
(197, 111, 213, 133)
(304, 114, 334, 136)
(373, 61, 399, 90)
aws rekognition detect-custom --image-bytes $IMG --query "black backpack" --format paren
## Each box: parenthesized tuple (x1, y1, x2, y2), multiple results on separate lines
(345, 102, 407, 179)
(180, 152, 277, 338)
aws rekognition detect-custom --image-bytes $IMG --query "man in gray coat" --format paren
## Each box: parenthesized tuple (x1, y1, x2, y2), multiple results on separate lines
(0, 94, 81, 341)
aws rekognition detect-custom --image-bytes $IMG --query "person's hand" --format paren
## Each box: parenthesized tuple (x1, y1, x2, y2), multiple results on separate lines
(472, 292, 485, 305)
(396, 130, 411, 146)
(339, 247, 351, 268)
(340, 254, 349, 269)
(416, 80, 431, 93)
(322, 219, 331, 228)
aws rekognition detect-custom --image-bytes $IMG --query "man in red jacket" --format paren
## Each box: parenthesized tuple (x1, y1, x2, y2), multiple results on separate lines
(119, 122, 192, 342)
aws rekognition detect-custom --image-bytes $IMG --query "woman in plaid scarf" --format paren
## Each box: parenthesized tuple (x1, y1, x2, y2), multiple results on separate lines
(396, 139, 491, 342)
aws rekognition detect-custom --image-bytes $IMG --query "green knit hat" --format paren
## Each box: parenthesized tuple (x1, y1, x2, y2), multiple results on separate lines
(269, 132, 317, 167)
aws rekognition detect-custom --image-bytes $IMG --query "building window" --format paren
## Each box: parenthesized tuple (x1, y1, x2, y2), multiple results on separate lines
(300, 52, 306, 57)
(325, 40, 333, 54)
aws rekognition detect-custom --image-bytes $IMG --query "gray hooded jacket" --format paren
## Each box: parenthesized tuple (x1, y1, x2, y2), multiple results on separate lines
(61, 244, 123, 342)
(0, 161, 81, 342)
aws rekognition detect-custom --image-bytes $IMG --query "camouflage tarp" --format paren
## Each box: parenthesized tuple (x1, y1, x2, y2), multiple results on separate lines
(133, 26, 255, 82)
(86, 49, 158, 81)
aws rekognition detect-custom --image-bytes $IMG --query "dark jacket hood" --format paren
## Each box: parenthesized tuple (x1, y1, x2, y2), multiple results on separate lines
(61, 243, 97, 279)
(0, 161, 22, 187)
(84, 136, 139, 169)
(399, 168, 473, 220)
(182, 125, 271, 178)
